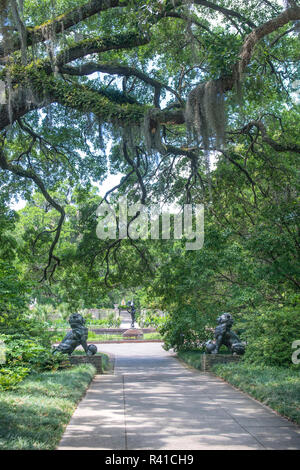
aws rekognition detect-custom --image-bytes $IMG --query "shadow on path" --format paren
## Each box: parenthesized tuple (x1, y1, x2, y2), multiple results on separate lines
(58, 343, 300, 450)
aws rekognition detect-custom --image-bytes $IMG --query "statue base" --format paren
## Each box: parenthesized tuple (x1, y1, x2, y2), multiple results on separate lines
(201, 353, 241, 372)
(68, 355, 103, 374)
(122, 328, 144, 339)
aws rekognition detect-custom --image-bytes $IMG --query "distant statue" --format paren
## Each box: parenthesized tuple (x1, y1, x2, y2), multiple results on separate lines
(53, 313, 97, 356)
(205, 313, 245, 355)
(127, 301, 136, 328)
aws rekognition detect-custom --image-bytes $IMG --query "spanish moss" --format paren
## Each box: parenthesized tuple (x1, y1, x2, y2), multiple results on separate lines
(185, 79, 226, 150)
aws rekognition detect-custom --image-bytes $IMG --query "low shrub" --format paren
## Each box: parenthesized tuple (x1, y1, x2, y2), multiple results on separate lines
(51, 314, 121, 329)
(177, 350, 204, 369)
(159, 308, 209, 352)
(242, 303, 300, 367)
(0, 334, 67, 390)
(140, 312, 167, 328)
(0, 366, 30, 390)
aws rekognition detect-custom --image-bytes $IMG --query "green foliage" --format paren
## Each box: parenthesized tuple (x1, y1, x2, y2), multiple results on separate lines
(101, 313, 121, 328)
(159, 306, 210, 352)
(0, 364, 95, 449)
(0, 334, 68, 390)
(139, 311, 167, 328)
(0, 367, 30, 390)
(1, 312, 57, 346)
(50, 313, 121, 329)
(242, 302, 300, 367)
(0, 261, 31, 326)
(0, 0, 299, 371)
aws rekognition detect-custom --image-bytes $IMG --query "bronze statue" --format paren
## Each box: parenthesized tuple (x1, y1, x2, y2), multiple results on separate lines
(53, 313, 97, 356)
(205, 313, 245, 355)
(127, 301, 136, 328)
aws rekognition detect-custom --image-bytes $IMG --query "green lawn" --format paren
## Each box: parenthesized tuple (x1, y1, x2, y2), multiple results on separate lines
(0, 364, 95, 450)
(54, 331, 162, 342)
(177, 348, 231, 370)
(144, 332, 162, 340)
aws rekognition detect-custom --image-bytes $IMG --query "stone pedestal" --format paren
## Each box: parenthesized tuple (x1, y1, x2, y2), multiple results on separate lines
(69, 355, 103, 374)
(201, 353, 241, 371)
(122, 328, 144, 339)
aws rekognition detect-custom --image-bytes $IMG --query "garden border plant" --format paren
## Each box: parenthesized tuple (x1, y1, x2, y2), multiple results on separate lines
(0, 364, 96, 450)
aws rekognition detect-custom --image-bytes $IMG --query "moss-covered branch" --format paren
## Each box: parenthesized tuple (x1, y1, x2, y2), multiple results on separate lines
(1, 5, 299, 132)
(60, 61, 182, 104)
(56, 31, 149, 66)
(0, 0, 129, 57)
(0, 63, 148, 128)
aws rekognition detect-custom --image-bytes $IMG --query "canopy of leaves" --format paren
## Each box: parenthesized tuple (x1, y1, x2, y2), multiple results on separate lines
(0, 1, 299, 362)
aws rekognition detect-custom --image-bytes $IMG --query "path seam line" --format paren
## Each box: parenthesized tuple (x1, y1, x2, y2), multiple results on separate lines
(221, 406, 267, 449)
(122, 374, 128, 450)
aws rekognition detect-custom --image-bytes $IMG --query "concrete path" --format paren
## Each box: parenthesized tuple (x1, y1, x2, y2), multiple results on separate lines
(119, 309, 132, 329)
(58, 343, 300, 450)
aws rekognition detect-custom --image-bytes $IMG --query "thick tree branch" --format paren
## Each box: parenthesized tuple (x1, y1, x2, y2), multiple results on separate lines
(1, 6, 299, 131)
(56, 31, 149, 66)
(60, 61, 182, 104)
(0, 137, 65, 281)
(242, 120, 300, 153)
(236, 5, 300, 80)
(0, 64, 187, 129)
(0, 61, 147, 129)
(0, 0, 128, 57)
(192, 0, 256, 28)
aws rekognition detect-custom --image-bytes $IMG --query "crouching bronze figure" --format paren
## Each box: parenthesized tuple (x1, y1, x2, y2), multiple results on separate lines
(205, 313, 245, 355)
(53, 313, 97, 356)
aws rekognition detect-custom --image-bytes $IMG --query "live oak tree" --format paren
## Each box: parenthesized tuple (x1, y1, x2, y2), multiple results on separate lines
(0, 0, 299, 289)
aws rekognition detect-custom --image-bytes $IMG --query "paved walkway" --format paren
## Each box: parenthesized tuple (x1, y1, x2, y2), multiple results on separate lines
(58, 343, 300, 450)
(119, 309, 134, 329)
